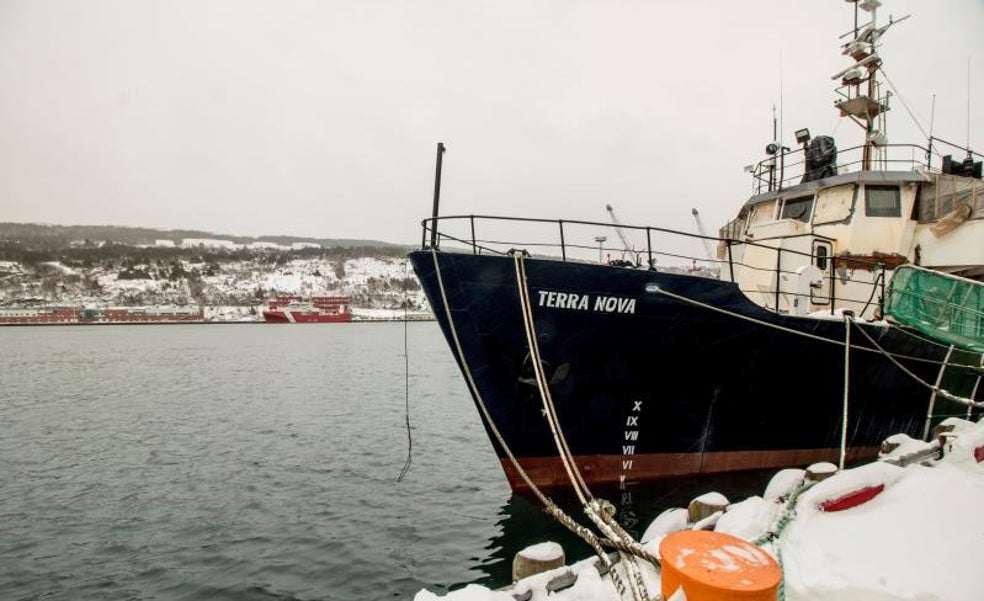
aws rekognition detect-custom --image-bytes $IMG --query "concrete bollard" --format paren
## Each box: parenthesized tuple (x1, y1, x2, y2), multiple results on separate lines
(688, 491, 729, 524)
(513, 541, 565, 582)
(880, 437, 901, 456)
(938, 432, 959, 456)
(931, 422, 957, 440)
(806, 462, 838, 483)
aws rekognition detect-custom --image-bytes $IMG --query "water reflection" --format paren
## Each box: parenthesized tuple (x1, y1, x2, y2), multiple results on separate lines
(472, 469, 776, 589)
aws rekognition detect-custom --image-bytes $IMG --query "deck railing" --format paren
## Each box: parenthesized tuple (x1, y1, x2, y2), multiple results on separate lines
(419, 214, 892, 317)
(748, 139, 980, 195)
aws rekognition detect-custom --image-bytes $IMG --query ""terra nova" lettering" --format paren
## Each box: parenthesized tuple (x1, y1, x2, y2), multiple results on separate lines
(536, 290, 636, 314)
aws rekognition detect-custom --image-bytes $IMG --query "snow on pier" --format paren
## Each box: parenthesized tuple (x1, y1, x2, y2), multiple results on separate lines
(416, 417, 984, 601)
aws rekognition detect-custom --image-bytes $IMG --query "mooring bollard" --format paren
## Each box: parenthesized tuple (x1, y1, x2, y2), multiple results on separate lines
(688, 491, 728, 524)
(806, 462, 838, 482)
(512, 541, 565, 582)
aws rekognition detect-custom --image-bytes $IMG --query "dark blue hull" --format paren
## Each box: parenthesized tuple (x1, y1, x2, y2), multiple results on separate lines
(410, 250, 981, 491)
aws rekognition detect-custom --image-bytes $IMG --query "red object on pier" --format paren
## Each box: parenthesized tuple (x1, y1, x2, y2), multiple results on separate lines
(818, 484, 885, 512)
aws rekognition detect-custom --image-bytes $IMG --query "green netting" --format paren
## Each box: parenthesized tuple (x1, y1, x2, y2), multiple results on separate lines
(885, 265, 984, 353)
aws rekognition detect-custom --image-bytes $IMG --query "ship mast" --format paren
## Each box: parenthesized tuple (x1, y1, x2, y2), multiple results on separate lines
(832, 0, 908, 171)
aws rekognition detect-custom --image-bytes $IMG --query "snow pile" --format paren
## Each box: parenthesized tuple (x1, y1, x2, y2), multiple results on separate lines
(640, 507, 688, 544)
(878, 433, 937, 464)
(714, 496, 777, 541)
(763, 468, 806, 500)
(798, 462, 903, 511)
(416, 417, 984, 601)
(415, 554, 627, 601)
(781, 441, 984, 600)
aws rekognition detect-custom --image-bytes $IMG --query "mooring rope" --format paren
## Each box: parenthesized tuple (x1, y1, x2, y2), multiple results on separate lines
(840, 313, 851, 470)
(654, 282, 982, 424)
(514, 254, 649, 547)
(428, 249, 616, 568)
(923, 344, 956, 440)
(653, 285, 978, 371)
(397, 258, 413, 482)
(513, 253, 593, 505)
(968, 355, 984, 420)
(513, 253, 656, 601)
(752, 479, 817, 601)
(849, 320, 983, 409)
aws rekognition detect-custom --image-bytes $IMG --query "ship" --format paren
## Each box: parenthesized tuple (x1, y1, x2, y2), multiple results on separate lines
(408, 1, 984, 492)
(261, 295, 352, 323)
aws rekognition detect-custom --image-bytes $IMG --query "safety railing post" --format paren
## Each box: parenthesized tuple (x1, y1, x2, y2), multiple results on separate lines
(558, 220, 567, 262)
(878, 265, 886, 316)
(470, 215, 477, 255)
(646, 228, 653, 269)
(727, 239, 735, 282)
(774, 247, 782, 313)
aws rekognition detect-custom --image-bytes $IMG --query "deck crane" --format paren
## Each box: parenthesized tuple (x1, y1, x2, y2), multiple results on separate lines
(605, 204, 635, 258)
(691, 208, 715, 261)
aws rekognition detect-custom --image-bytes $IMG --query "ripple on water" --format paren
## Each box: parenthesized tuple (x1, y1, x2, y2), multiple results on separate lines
(0, 324, 519, 600)
(0, 324, 774, 600)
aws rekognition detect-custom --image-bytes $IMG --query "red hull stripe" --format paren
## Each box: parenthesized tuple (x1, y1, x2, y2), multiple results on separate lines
(262, 311, 351, 323)
(500, 447, 881, 491)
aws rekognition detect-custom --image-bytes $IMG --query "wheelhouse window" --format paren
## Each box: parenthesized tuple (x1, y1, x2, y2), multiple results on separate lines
(748, 200, 777, 225)
(865, 185, 901, 217)
(780, 195, 814, 223)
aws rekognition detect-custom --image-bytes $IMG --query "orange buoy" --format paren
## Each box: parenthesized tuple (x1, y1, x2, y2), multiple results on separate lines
(659, 530, 781, 601)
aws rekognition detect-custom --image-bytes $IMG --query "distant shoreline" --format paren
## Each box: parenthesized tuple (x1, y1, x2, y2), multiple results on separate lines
(0, 317, 435, 327)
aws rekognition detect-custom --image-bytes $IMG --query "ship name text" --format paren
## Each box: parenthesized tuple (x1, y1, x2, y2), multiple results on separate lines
(536, 290, 636, 314)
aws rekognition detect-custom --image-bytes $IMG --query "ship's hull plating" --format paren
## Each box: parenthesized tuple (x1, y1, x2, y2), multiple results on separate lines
(409, 250, 981, 491)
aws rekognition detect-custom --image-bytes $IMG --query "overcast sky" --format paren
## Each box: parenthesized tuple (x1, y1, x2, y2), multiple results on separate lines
(1, 0, 981, 245)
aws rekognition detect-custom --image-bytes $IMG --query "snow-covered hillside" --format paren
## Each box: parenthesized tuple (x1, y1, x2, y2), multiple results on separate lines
(0, 254, 431, 321)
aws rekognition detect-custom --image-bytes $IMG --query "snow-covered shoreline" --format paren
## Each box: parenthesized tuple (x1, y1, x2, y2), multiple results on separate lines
(1, 255, 432, 317)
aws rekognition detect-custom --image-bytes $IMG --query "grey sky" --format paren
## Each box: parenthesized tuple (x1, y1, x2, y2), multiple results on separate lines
(1, 0, 981, 245)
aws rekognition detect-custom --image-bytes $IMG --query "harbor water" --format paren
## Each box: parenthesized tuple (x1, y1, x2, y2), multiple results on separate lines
(0, 323, 771, 600)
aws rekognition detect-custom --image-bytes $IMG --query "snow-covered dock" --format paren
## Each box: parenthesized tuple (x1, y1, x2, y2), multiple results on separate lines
(415, 417, 984, 601)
